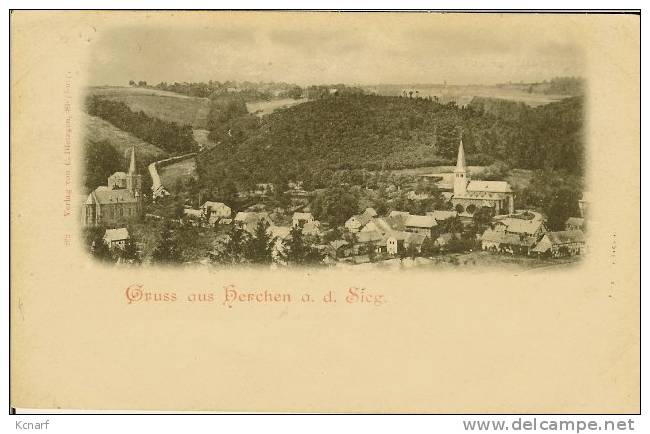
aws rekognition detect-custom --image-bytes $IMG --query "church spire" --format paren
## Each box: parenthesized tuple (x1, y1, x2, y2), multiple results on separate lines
(454, 137, 466, 173)
(453, 136, 469, 196)
(128, 146, 137, 174)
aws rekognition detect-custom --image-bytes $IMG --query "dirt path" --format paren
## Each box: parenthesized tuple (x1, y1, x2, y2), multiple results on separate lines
(148, 153, 197, 198)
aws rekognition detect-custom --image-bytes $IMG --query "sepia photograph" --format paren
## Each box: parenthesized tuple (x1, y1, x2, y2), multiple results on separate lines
(80, 13, 587, 270)
(9, 9, 640, 417)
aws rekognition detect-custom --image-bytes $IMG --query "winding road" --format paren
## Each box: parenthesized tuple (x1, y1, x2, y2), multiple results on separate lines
(148, 152, 197, 198)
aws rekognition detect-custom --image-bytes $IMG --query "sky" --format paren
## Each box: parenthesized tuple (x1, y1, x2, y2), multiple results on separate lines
(87, 12, 586, 87)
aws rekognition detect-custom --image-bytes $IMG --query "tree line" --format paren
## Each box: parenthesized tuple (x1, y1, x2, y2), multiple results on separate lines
(86, 95, 198, 155)
(129, 79, 303, 100)
(86, 220, 325, 267)
(196, 93, 584, 197)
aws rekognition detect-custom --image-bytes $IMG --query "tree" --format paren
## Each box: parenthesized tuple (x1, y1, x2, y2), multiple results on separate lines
(215, 224, 249, 265)
(119, 238, 141, 264)
(439, 216, 464, 234)
(285, 86, 303, 99)
(472, 206, 494, 233)
(282, 226, 324, 265)
(152, 223, 182, 264)
(311, 186, 360, 227)
(83, 139, 122, 191)
(129, 80, 136, 86)
(372, 186, 390, 216)
(90, 236, 113, 263)
(245, 220, 275, 264)
(519, 168, 582, 230)
(546, 189, 581, 231)
(420, 236, 440, 257)
(405, 243, 419, 259)
(284, 226, 307, 265)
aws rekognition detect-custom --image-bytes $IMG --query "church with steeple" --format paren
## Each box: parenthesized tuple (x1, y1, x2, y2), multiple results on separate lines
(450, 139, 515, 215)
(82, 146, 143, 226)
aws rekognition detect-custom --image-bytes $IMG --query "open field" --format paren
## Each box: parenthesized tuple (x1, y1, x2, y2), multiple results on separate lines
(159, 157, 198, 189)
(83, 113, 168, 162)
(363, 84, 570, 107)
(192, 129, 218, 150)
(87, 86, 211, 128)
(247, 98, 308, 117)
(87, 87, 308, 126)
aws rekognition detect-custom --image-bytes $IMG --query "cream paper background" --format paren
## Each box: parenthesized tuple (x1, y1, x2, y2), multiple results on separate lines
(10, 11, 640, 413)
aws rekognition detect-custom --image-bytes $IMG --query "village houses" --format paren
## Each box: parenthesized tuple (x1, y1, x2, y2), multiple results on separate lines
(103, 227, 130, 250)
(532, 230, 586, 258)
(345, 208, 378, 232)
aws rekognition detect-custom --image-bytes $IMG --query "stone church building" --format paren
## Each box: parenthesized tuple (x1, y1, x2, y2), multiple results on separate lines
(450, 139, 515, 215)
(82, 146, 142, 227)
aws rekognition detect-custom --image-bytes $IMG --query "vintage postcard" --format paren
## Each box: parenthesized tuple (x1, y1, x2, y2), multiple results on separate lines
(10, 11, 640, 413)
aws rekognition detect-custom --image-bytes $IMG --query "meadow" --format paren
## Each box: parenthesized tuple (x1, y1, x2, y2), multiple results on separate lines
(82, 113, 168, 162)
(87, 86, 211, 128)
(246, 98, 308, 117)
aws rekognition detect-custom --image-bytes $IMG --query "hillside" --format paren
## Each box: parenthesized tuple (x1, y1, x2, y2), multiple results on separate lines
(196, 94, 584, 189)
(82, 113, 168, 162)
(87, 86, 211, 128)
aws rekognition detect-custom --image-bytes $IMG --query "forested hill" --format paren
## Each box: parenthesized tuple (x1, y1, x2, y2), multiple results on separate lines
(196, 94, 584, 189)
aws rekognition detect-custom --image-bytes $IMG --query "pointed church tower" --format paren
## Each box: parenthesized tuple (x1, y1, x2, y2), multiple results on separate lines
(125, 146, 142, 206)
(453, 138, 469, 196)
(128, 145, 137, 174)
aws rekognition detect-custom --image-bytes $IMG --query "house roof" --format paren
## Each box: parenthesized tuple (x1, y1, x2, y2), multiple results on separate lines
(302, 221, 321, 235)
(544, 230, 585, 245)
(103, 228, 129, 242)
(389, 211, 410, 219)
(366, 217, 395, 235)
(436, 232, 455, 244)
(347, 212, 373, 228)
(202, 201, 230, 210)
(293, 212, 313, 220)
(183, 208, 203, 218)
(90, 187, 138, 205)
(270, 226, 291, 240)
(363, 207, 378, 217)
(481, 229, 537, 247)
(404, 232, 426, 246)
(495, 210, 545, 222)
(385, 216, 407, 231)
(386, 231, 407, 241)
(496, 217, 544, 235)
(466, 180, 512, 193)
(234, 211, 272, 233)
(329, 240, 349, 250)
(235, 211, 270, 223)
(357, 230, 383, 244)
(404, 215, 437, 229)
(426, 210, 458, 221)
